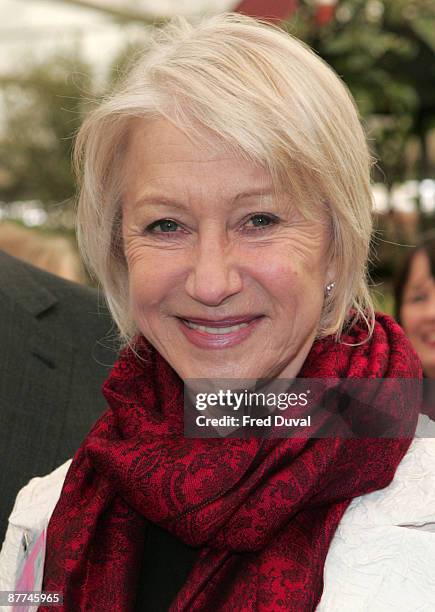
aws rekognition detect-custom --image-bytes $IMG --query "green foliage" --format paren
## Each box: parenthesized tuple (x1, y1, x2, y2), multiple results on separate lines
(286, 0, 435, 186)
(0, 39, 150, 209)
(0, 53, 94, 206)
(371, 282, 394, 315)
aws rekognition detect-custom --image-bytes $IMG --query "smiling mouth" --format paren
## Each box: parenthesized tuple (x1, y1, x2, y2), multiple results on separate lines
(177, 315, 264, 348)
(180, 315, 263, 330)
(183, 320, 250, 334)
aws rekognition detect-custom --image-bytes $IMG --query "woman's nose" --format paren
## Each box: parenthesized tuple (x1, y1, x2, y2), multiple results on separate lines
(184, 234, 243, 306)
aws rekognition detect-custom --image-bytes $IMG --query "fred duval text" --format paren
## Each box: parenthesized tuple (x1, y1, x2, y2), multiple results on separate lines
(196, 415, 311, 428)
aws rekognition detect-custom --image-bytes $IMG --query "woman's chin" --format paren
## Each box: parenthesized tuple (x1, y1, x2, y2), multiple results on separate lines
(179, 362, 259, 382)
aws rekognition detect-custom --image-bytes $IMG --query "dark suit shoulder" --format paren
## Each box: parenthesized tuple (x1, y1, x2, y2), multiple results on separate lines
(0, 250, 118, 356)
(0, 249, 98, 304)
(0, 253, 118, 539)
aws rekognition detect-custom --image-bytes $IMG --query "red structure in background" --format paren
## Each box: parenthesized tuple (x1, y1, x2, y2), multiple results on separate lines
(314, 0, 338, 25)
(234, 0, 298, 22)
(234, 0, 337, 25)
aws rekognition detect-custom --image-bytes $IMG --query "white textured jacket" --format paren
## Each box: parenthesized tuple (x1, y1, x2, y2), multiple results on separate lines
(1, 419, 435, 611)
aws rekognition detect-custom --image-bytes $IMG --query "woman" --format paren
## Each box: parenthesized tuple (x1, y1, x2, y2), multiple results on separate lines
(1, 13, 434, 612)
(395, 232, 435, 420)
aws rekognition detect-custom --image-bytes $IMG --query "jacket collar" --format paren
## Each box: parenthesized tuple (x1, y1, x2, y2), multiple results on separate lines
(0, 250, 58, 318)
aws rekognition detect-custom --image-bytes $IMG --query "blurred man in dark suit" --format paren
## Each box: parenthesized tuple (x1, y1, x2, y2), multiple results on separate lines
(0, 250, 117, 539)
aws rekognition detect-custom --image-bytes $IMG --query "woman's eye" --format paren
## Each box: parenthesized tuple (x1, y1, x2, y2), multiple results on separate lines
(146, 219, 180, 233)
(244, 214, 277, 230)
(410, 294, 428, 303)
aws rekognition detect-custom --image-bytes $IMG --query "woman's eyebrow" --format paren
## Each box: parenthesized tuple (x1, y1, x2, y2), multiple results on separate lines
(133, 187, 277, 210)
(133, 195, 189, 211)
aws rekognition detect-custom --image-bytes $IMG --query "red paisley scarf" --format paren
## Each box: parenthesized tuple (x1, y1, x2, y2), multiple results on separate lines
(41, 314, 421, 611)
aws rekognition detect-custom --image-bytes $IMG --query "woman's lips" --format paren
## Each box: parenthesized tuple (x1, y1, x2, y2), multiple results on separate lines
(177, 316, 264, 349)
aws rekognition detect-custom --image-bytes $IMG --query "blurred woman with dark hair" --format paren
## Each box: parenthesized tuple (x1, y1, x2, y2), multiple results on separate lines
(395, 231, 435, 420)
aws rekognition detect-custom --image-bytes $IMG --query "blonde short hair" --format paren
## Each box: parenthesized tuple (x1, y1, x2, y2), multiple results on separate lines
(75, 12, 374, 345)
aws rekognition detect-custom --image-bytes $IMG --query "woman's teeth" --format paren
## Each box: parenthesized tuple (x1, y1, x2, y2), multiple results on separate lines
(185, 321, 249, 334)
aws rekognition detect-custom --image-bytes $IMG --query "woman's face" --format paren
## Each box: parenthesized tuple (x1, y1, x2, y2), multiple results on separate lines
(401, 250, 435, 378)
(122, 118, 335, 380)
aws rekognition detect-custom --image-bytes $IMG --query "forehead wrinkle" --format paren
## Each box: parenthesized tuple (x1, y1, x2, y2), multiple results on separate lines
(141, 154, 238, 165)
(128, 127, 237, 167)
(127, 116, 244, 163)
(131, 185, 282, 214)
(123, 120, 282, 213)
(126, 163, 276, 206)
